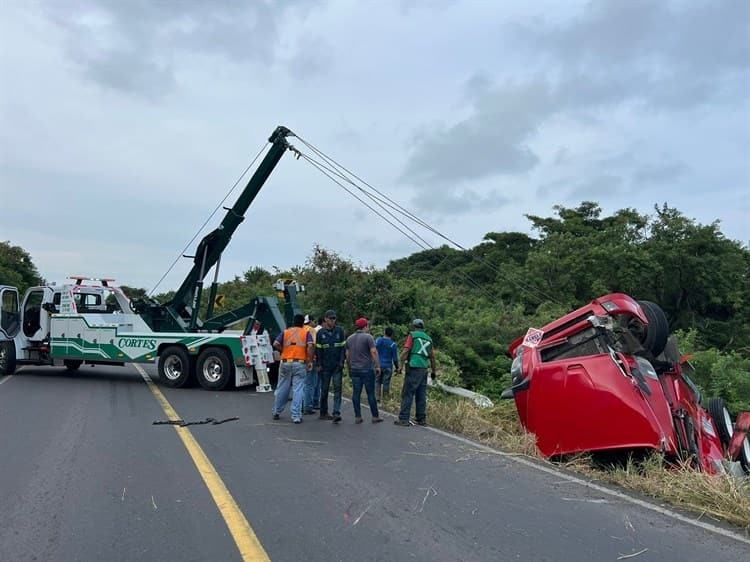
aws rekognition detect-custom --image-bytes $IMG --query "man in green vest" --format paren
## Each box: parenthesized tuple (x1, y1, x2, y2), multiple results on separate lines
(395, 319, 436, 427)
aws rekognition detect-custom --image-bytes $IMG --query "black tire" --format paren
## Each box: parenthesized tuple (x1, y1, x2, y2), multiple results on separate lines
(195, 347, 234, 391)
(739, 436, 750, 474)
(0, 341, 17, 375)
(636, 300, 669, 357)
(158, 346, 194, 388)
(63, 359, 82, 371)
(707, 397, 733, 448)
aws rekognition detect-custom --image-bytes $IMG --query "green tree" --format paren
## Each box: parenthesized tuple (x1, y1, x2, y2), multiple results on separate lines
(0, 241, 44, 294)
(642, 204, 748, 349)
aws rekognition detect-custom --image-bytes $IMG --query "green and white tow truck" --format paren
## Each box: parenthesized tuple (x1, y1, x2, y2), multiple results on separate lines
(0, 126, 303, 390)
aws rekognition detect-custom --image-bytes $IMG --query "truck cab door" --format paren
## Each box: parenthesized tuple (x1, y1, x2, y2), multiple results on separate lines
(0, 286, 20, 340)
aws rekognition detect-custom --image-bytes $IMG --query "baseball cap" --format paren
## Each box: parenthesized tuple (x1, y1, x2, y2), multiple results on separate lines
(324, 309, 337, 318)
(355, 317, 368, 329)
(304, 314, 312, 324)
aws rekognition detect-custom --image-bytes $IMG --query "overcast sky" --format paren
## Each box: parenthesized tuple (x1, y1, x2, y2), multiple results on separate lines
(1, 0, 748, 292)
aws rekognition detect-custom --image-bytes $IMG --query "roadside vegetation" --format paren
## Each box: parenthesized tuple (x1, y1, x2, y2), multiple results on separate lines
(3, 200, 749, 528)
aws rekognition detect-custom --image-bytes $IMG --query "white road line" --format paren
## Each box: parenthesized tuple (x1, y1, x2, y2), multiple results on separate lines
(423, 424, 750, 545)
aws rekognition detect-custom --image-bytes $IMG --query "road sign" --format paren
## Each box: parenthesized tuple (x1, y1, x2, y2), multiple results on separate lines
(522, 327, 544, 348)
(214, 295, 226, 308)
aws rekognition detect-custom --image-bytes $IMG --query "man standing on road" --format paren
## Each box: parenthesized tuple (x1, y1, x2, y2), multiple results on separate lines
(272, 314, 314, 424)
(375, 327, 399, 401)
(302, 314, 320, 415)
(395, 319, 436, 427)
(315, 310, 346, 422)
(345, 318, 383, 424)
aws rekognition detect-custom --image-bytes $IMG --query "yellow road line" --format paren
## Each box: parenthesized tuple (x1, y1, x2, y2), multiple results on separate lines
(134, 364, 270, 562)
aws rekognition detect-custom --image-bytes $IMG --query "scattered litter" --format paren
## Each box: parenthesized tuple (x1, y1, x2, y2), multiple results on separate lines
(617, 548, 648, 560)
(278, 438, 327, 445)
(153, 416, 239, 427)
(404, 452, 448, 458)
(353, 501, 374, 525)
(151, 495, 158, 510)
(121, 488, 126, 502)
(418, 486, 438, 512)
(561, 497, 610, 504)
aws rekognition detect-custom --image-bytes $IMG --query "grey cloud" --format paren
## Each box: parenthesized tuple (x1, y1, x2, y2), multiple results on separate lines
(632, 160, 688, 185)
(402, 79, 550, 188)
(401, 0, 748, 215)
(515, 0, 749, 108)
(567, 173, 626, 202)
(42, 0, 320, 97)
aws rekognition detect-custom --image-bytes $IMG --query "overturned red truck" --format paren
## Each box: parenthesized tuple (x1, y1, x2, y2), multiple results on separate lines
(503, 293, 750, 475)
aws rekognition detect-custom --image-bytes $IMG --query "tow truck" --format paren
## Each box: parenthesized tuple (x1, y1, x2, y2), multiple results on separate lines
(0, 126, 302, 391)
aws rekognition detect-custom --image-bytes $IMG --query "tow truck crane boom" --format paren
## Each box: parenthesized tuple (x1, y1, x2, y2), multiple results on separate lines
(135, 126, 294, 333)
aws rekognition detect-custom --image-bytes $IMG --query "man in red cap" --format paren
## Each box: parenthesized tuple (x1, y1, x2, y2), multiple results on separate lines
(344, 317, 383, 424)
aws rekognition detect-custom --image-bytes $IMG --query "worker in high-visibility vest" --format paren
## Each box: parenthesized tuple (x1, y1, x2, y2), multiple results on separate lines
(272, 314, 314, 423)
(395, 318, 436, 427)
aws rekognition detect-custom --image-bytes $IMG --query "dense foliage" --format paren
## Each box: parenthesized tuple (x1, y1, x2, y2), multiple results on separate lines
(0, 241, 44, 294)
(3, 202, 748, 413)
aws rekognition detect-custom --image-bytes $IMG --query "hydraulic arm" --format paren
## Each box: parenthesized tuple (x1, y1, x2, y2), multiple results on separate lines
(135, 126, 294, 333)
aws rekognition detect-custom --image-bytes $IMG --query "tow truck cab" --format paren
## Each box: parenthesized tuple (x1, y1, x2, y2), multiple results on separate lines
(0, 278, 133, 374)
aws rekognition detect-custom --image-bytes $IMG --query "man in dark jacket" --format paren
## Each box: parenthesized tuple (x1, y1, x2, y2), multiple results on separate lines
(315, 310, 346, 422)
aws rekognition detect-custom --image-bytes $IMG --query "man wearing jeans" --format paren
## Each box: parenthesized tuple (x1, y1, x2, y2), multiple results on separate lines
(395, 319, 436, 427)
(345, 317, 383, 424)
(315, 310, 346, 422)
(272, 314, 314, 423)
(302, 314, 320, 415)
(375, 327, 399, 401)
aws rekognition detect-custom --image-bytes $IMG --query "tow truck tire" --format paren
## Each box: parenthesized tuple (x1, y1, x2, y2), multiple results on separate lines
(196, 347, 234, 391)
(636, 300, 669, 357)
(158, 346, 194, 388)
(0, 341, 16, 375)
(63, 360, 82, 371)
(707, 397, 733, 448)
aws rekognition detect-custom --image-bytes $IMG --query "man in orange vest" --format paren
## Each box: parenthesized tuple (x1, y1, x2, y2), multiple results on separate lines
(272, 314, 314, 423)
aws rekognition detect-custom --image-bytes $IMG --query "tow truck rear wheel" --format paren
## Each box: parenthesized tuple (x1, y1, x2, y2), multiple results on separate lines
(158, 346, 194, 388)
(0, 341, 16, 375)
(196, 347, 234, 391)
(707, 397, 733, 448)
(63, 360, 82, 371)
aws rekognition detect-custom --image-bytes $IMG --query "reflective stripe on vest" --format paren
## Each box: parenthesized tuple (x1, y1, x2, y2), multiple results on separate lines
(281, 327, 308, 361)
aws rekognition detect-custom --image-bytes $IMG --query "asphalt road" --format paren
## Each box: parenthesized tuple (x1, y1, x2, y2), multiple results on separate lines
(0, 364, 747, 562)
